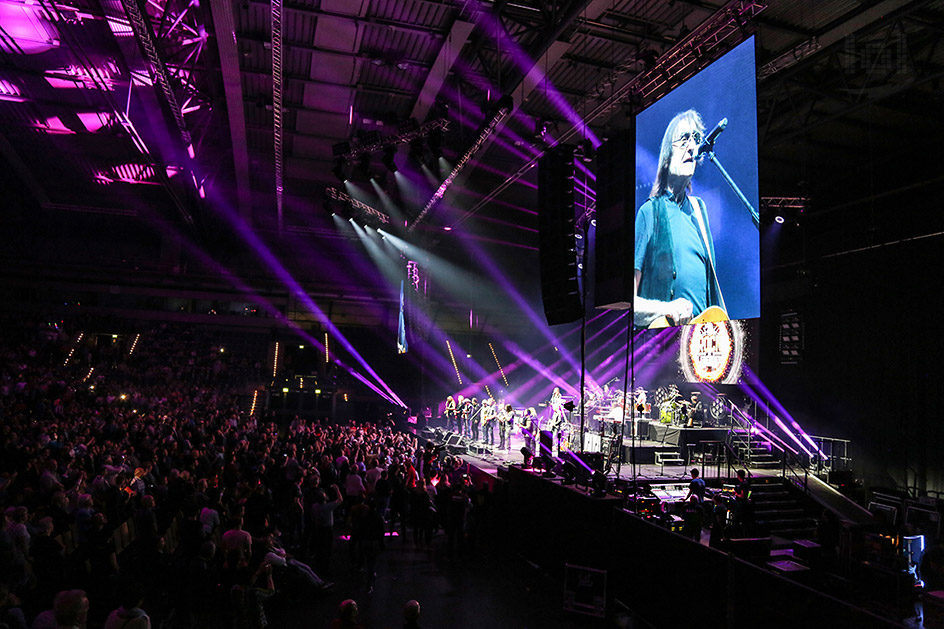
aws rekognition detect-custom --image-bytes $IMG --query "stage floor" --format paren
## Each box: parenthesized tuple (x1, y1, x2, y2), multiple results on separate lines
(434, 425, 760, 485)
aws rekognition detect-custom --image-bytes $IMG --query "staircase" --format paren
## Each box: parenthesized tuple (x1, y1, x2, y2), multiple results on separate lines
(655, 450, 684, 466)
(728, 428, 780, 468)
(750, 477, 819, 543)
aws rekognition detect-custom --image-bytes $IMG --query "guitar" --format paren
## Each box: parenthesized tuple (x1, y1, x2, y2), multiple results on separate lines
(648, 305, 728, 329)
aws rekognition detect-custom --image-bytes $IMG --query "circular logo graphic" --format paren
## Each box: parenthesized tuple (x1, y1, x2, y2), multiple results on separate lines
(679, 320, 745, 384)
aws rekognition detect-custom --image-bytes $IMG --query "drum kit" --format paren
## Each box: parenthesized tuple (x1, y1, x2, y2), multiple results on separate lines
(655, 387, 690, 426)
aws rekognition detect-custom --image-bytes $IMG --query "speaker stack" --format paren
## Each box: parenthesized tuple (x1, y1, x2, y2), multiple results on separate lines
(538, 145, 582, 326)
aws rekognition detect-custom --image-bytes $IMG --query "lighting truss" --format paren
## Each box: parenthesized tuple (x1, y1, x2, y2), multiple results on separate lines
(578, 0, 767, 115)
(407, 96, 512, 232)
(335, 118, 449, 160)
(325, 187, 390, 225)
(272, 0, 284, 230)
(116, 0, 217, 209)
(761, 197, 810, 210)
(462, 0, 766, 221)
(758, 37, 821, 79)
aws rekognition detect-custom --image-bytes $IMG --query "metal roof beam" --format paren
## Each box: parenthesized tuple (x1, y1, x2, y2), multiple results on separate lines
(210, 0, 251, 218)
(411, 19, 476, 122)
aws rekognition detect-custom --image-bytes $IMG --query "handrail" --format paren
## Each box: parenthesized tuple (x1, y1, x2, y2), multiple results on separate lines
(782, 449, 810, 493)
(808, 435, 853, 476)
(727, 403, 808, 492)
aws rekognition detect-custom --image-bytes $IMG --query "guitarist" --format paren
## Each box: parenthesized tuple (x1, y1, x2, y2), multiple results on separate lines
(547, 387, 567, 453)
(444, 396, 457, 429)
(498, 404, 514, 450)
(480, 398, 496, 447)
(469, 398, 481, 442)
(519, 407, 537, 454)
(460, 395, 474, 438)
(634, 109, 726, 328)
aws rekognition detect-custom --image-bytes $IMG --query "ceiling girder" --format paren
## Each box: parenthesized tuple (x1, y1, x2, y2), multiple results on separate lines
(759, 11, 944, 148)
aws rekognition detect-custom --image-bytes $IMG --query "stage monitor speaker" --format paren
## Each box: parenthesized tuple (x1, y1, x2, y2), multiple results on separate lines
(538, 430, 554, 458)
(594, 129, 635, 310)
(538, 145, 582, 325)
(634, 419, 651, 440)
(446, 434, 463, 446)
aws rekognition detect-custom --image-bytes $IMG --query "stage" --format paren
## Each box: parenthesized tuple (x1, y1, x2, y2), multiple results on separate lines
(423, 421, 738, 484)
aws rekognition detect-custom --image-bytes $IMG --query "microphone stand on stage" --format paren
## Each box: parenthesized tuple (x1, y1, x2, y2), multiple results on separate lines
(698, 118, 759, 229)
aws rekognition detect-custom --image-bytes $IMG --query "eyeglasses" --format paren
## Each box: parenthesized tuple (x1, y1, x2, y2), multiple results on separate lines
(672, 131, 702, 147)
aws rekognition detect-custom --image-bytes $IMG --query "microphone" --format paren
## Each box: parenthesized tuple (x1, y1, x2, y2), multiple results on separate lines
(697, 118, 727, 156)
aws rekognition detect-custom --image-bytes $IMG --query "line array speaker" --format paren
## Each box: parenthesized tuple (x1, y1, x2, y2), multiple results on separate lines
(594, 128, 635, 310)
(538, 145, 582, 325)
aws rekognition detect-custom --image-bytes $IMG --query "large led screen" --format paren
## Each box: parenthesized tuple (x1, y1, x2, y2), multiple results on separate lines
(633, 37, 759, 329)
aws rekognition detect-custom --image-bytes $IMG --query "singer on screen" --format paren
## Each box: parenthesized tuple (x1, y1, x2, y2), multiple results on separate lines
(633, 109, 727, 329)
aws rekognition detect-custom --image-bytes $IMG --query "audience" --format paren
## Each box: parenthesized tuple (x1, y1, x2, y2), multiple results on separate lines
(0, 317, 469, 628)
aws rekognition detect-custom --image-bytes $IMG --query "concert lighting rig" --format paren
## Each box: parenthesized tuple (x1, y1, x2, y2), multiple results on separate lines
(331, 117, 450, 161)
(761, 197, 810, 211)
(463, 0, 767, 219)
(407, 94, 513, 232)
(325, 187, 390, 227)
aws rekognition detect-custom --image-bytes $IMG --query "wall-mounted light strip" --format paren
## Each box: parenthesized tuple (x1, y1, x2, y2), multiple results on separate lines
(82, 367, 94, 382)
(272, 341, 280, 377)
(250, 389, 259, 416)
(129, 333, 140, 355)
(324, 332, 330, 364)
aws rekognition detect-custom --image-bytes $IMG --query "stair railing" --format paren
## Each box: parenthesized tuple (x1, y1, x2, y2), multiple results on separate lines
(728, 403, 810, 492)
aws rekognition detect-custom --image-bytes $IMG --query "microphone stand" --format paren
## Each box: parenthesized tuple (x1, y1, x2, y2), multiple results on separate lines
(700, 146, 759, 229)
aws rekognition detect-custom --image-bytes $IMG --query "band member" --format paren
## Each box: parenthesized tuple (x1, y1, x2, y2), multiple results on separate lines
(687, 392, 705, 427)
(460, 395, 473, 437)
(548, 387, 565, 431)
(454, 395, 465, 433)
(481, 398, 496, 446)
(444, 395, 456, 428)
(469, 398, 481, 441)
(547, 388, 569, 454)
(633, 388, 648, 417)
(519, 407, 537, 453)
(634, 109, 726, 328)
(498, 404, 514, 450)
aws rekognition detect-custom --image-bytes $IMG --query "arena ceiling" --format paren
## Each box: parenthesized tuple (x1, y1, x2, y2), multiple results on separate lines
(1, 0, 943, 296)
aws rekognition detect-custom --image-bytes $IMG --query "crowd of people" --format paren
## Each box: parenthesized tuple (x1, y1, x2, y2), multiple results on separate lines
(0, 316, 496, 628)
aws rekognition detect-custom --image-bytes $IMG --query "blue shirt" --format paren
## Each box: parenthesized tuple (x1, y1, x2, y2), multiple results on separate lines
(635, 195, 711, 315)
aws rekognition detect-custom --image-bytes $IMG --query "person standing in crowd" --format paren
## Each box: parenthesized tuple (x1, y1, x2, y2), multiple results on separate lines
(685, 468, 705, 503)
(403, 599, 421, 629)
(102, 582, 151, 629)
(733, 469, 752, 534)
(330, 599, 364, 629)
(31, 589, 90, 629)
(709, 494, 728, 548)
